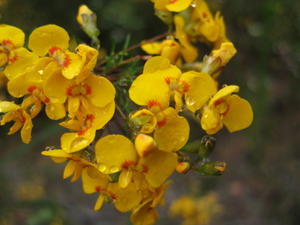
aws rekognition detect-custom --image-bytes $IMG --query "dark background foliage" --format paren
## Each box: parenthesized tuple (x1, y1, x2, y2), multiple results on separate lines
(0, 0, 299, 224)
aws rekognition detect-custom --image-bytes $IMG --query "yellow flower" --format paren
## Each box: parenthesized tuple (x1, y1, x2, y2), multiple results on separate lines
(7, 57, 66, 120)
(0, 24, 38, 79)
(28, 24, 84, 79)
(201, 85, 253, 134)
(41, 149, 96, 182)
(44, 63, 115, 120)
(150, 0, 193, 12)
(0, 101, 33, 143)
(191, 0, 228, 45)
(129, 56, 217, 112)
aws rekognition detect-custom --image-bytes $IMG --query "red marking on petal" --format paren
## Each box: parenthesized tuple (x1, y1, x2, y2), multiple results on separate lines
(142, 164, 149, 174)
(63, 54, 71, 67)
(157, 117, 167, 128)
(180, 80, 190, 93)
(83, 84, 92, 95)
(66, 85, 76, 96)
(8, 56, 17, 64)
(43, 97, 50, 104)
(147, 100, 162, 110)
(164, 77, 172, 84)
(95, 186, 103, 192)
(109, 192, 117, 200)
(48, 46, 61, 55)
(122, 160, 136, 170)
(77, 128, 88, 136)
(27, 85, 37, 93)
(169, 0, 178, 3)
(87, 114, 95, 122)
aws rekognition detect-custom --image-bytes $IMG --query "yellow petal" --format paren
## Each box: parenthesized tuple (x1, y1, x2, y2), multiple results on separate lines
(142, 150, 177, 187)
(130, 201, 158, 225)
(67, 96, 80, 118)
(63, 160, 76, 179)
(82, 167, 110, 194)
(61, 52, 84, 79)
(95, 135, 137, 174)
(141, 42, 163, 55)
(200, 106, 223, 134)
(0, 24, 25, 48)
(166, 0, 193, 12)
(135, 134, 156, 157)
(109, 182, 142, 212)
(76, 44, 99, 82)
(129, 73, 170, 109)
(154, 107, 189, 152)
(85, 74, 116, 107)
(209, 85, 239, 106)
(94, 194, 105, 211)
(160, 40, 181, 64)
(143, 56, 170, 74)
(90, 101, 115, 130)
(44, 66, 71, 103)
(0, 101, 20, 112)
(61, 129, 96, 153)
(29, 24, 70, 56)
(4, 48, 38, 80)
(45, 103, 66, 120)
(174, 15, 198, 63)
(181, 71, 217, 112)
(41, 149, 70, 158)
(211, 42, 237, 67)
(118, 169, 133, 189)
(223, 94, 253, 132)
(20, 112, 33, 144)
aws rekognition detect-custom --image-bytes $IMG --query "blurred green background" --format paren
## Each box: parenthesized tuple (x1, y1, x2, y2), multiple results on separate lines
(0, 0, 300, 224)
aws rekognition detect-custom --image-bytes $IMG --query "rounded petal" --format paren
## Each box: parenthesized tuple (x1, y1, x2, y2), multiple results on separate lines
(209, 85, 239, 106)
(166, 0, 193, 12)
(29, 24, 70, 56)
(44, 67, 71, 103)
(143, 56, 170, 74)
(0, 24, 25, 47)
(129, 73, 170, 109)
(85, 74, 116, 107)
(141, 42, 163, 55)
(45, 103, 66, 120)
(4, 48, 38, 80)
(61, 52, 84, 79)
(154, 108, 189, 152)
(130, 109, 157, 134)
(82, 167, 110, 194)
(95, 135, 137, 174)
(130, 201, 158, 225)
(200, 106, 223, 134)
(108, 182, 142, 212)
(142, 150, 178, 188)
(223, 94, 253, 132)
(90, 101, 115, 130)
(63, 160, 76, 179)
(0, 101, 20, 112)
(61, 129, 96, 153)
(181, 71, 217, 112)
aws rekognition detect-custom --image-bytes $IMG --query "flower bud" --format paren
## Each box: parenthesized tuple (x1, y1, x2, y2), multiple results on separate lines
(195, 161, 226, 176)
(135, 134, 157, 157)
(176, 162, 190, 174)
(198, 135, 216, 159)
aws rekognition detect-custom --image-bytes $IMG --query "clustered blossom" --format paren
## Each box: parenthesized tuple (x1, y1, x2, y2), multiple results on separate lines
(0, 1, 253, 225)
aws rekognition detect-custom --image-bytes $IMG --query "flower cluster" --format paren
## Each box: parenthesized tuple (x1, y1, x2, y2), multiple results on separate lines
(0, 1, 253, 225)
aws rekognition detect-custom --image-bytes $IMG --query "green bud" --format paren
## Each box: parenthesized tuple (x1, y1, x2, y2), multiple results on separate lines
(198, 135, 216, 159)
(195, 161, 226, 176)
